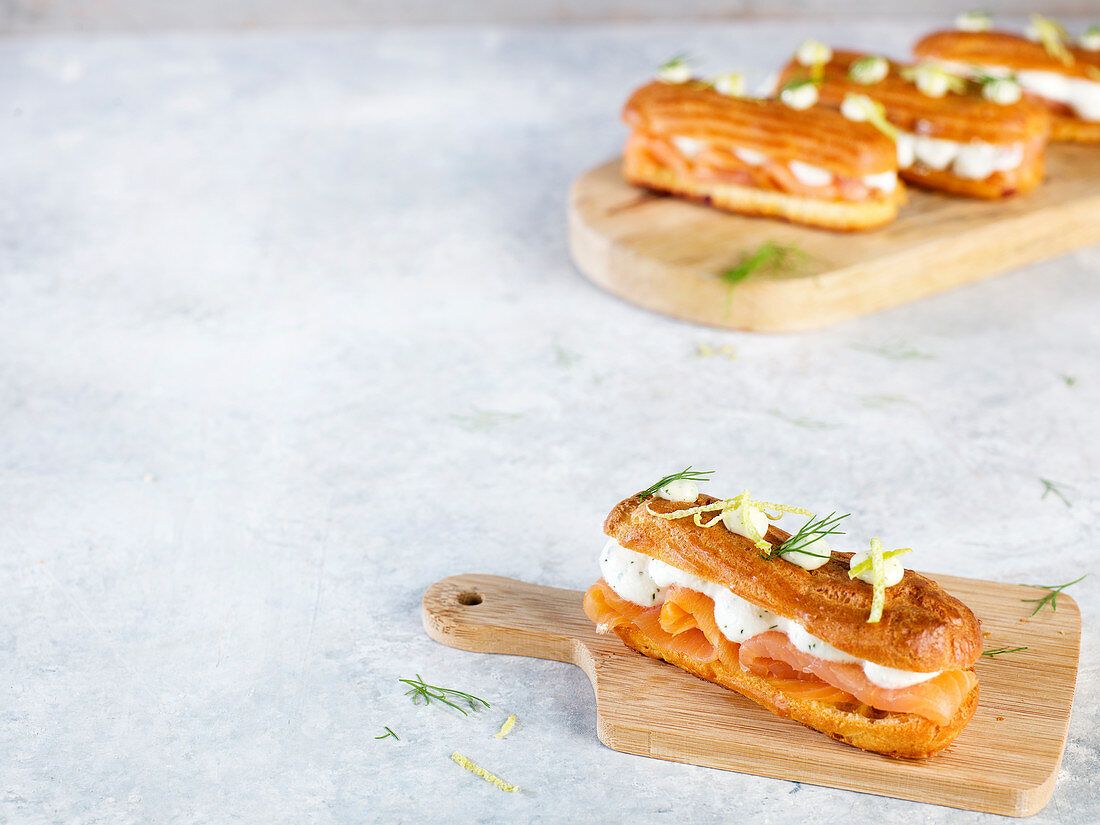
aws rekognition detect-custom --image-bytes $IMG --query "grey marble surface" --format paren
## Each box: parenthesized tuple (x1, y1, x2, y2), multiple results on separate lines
(1, 19, 1097, 825)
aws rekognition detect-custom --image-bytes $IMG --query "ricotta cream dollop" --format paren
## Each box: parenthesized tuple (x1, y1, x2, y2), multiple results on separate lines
(599, 538, 940, 689)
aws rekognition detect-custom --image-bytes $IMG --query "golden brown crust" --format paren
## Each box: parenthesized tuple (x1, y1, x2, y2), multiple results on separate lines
(623, 80, 896, 177)
(914, 30, 1100, 79)
(1051, 114, 1100, 143)
(900, 154, 1045, 198)
(622, 153, 904, 231)
(614, 623, 979, 758)
(605, 494, 982, 672)
(778, 50, 1052, 144)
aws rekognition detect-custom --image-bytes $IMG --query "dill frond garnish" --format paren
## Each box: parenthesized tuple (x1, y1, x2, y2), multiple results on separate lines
(768, 512, 849, 562)
(1040, 478, 1071, 507)
(638, 466, 715, 500)
(780, 76, 818, 93)
(981, 646, 1028, 658)
(451, 752, 519, 793)
(400, 674, 490, 715)
(657, 53, 693, 83)
(1022, 575, 1087, 616)
(375, 726, 399, 740)
(721, 241, 810, 288)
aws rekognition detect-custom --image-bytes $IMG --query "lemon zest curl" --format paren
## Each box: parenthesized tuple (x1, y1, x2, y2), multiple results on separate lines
(650, 490, 811, 553)
(450, 752, 519, 793)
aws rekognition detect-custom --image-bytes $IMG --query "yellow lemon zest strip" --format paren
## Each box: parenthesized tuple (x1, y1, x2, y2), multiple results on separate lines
(867, 538, 886, 624)
(848, 547, 912, 578)
(650, 492, 810, 554)
(1031, 14, 1074, 66)
(494, 715, 516, 739)
(450, 752, 519, 793)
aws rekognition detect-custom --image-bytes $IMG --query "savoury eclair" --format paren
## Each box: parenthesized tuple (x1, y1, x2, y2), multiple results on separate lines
(583, 473, 982, 759)
(778, 49, 1051, 198)
(914, 16, 1100, 143)
(622, 72, 904, 230)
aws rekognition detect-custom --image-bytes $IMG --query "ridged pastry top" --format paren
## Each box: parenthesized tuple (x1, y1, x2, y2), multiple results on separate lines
(915, 30, 1100, 80)
(623, 80, 896, 176)
(779, 50, 1051, 142)
(604, 493, 982, 673)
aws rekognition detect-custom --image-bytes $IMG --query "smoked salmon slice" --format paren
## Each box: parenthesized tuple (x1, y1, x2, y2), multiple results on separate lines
(585, 579, 975, 725)
(739, 631, 975, 726)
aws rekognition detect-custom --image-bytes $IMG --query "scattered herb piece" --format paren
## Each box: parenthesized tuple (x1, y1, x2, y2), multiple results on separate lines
(767, 409, 838, 431)
(721, 241, 810, 288)
(451, 752, 519, 792)
(981, 646, 1028, 658)
(494, 715, 517, 739)
(375, 726, 399, 740)
(400, 674, 490, 715)
(849, 342, 934, 361)
(1062, 374, 1077, 387)
(1040, 478, 1072, 507)
(1022, 575, 1087, 616)
(860, 394, 910, 409)
(638, 467, 715, 500)
(553, 345, 580, 368)
(769, 512, 849, 561)
(450, 409, 523, 432)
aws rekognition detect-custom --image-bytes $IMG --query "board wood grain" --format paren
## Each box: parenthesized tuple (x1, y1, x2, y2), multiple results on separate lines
(567, 145, 1100, 332)
(422, 573, 1080, 817)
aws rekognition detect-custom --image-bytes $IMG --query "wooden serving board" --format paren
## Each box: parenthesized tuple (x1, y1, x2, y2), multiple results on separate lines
(422, 573, 1080, 817)
(567, 145, 1100, 332)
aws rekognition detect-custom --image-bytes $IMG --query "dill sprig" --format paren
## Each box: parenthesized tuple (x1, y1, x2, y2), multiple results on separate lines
(399, 674, 490, 715)
(375, 726, 399, 740)
(768, 512, 849, 560)
(1040, 477, 1071, 507)
(721, 241, 810, 288)
(779, 76, 819, 93)
(1022, 575, 1087, 616)
(981, 646, 1028, 658)
(638, 466, 714, 500)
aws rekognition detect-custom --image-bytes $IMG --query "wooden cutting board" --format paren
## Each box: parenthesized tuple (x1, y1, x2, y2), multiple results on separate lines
(567, 145, 1100, 332)
(422, 572, 1080, 817)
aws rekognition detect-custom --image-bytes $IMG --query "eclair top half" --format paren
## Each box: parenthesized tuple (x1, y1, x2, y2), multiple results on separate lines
(605, 493, 983, 674)
(915, 30, 1100, 80)
(623, 80, 897, 177)
(779, 50, 1051, 144)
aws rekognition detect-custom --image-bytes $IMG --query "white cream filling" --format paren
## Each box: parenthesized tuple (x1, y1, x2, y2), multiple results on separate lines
(733, 146, 767, 166)
(788, 159, 834, 187)
(667, 135, 896, 193)
(893, 130, 1024, 179)
(932, 59, 1100, 121)
(671, 135, 706, 158)
(1015, 70, 1100, 121)
(599, 538, 940, 689)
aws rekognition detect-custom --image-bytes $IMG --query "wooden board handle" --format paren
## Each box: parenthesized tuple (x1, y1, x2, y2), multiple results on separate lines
(422, 574, 601, 667)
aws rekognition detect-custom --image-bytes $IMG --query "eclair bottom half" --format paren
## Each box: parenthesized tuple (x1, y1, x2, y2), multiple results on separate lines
(622, 152, 905, 231)
(585, 580, 979, 759)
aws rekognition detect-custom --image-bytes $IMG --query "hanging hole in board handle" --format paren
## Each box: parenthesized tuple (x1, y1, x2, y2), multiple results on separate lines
(456, 591, 483, 606)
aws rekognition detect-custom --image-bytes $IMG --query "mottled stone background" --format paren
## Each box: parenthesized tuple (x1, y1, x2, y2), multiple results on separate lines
(1, 16, 1097, 825)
